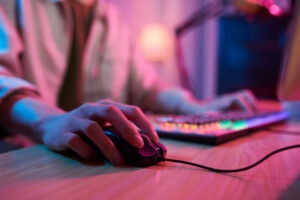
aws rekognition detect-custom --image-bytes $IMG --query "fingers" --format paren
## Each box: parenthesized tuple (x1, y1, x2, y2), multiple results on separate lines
(45, 100, 158, 165)
(72, 100, 159, 147)
(64, 119, 124, 165)
(242, 89, 257, 110)
(71, 103, 143, 148)
(217, 89, 257, 112)
(231, 89, 257, 112)
(99, 100, 159, 143)
(63, 132, 97, 160)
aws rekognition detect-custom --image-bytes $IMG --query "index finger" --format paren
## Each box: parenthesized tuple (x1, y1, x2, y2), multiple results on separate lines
(98, 100, 159, 143)
(234, 90, 257, 112)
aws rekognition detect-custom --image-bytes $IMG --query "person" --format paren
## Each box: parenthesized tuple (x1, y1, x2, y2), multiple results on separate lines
(0, 0, 257, 165)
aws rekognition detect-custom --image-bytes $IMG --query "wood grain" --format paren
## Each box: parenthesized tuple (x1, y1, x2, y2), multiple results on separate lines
(0, 114, 299, 200)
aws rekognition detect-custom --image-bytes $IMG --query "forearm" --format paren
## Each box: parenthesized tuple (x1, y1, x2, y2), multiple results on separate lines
(0, 93, 65, 142)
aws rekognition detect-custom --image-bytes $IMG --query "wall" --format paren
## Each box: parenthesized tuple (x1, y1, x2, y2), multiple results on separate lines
(109, 0, 218, 99)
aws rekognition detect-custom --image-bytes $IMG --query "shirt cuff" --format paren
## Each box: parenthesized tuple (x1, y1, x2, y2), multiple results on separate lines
(0, 75, 40, 105)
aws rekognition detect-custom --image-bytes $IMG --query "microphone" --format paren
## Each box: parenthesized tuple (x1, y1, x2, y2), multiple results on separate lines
(175, 1, 224, 37)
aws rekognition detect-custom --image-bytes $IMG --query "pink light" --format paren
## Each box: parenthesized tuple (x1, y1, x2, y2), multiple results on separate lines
(268, 4, 283, 16)
(245, 0, 285, 16)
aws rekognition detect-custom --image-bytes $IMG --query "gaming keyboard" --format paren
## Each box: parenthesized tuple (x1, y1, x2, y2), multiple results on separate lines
(150, 110, 289, 145)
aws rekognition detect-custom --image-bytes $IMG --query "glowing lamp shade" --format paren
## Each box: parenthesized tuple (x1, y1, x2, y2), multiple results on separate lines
(139, 23, 173, 62)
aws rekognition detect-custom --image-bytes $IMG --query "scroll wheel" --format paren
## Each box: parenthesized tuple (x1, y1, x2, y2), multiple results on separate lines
(141, 135, 160, 151)
(141, 134, 151, 144)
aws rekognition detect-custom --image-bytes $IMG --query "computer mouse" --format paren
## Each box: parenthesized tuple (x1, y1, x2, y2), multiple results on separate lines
(86, 126, 167, 167)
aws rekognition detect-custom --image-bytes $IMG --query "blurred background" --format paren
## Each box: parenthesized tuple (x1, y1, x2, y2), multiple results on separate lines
(109, 0, 294, 100)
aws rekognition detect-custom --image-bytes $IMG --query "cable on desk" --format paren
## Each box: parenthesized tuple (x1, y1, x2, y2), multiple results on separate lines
(163, 144, 300, 173)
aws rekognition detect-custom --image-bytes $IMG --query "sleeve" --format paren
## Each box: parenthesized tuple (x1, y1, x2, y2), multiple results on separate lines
(0, 4, 40, 106)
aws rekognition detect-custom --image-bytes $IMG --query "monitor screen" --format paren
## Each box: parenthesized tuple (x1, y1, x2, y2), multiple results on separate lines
(278, 2, 300, 101)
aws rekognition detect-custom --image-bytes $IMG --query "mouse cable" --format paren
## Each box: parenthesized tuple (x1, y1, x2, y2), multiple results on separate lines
(163, 144, 300, 173)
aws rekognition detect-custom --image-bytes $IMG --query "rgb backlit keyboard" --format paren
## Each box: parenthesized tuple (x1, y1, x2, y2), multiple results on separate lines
(151, 110, 289, 144)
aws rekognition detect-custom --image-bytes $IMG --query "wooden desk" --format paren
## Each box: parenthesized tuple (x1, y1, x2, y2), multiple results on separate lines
(0, 121, 299, 199)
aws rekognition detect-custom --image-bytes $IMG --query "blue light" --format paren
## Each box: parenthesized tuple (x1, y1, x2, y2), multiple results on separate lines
(17, 0, 25, 28)
(0, 16, 9, 54)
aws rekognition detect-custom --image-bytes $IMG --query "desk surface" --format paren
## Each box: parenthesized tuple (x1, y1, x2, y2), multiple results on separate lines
(0, 112, 300, 199)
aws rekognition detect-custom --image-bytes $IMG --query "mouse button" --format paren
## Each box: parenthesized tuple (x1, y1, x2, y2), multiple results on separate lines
(140, 135, 160, 154)
(156, 142, 167, 157)
(138, 144, 158, 157)
(141, 134, 167, 157)
(140, 134, 151, 143)
(105, 132, 139, 160)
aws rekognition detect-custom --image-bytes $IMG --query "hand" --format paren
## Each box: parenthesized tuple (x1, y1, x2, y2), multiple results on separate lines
(208, 89, 257, 112)
(179, 89, 257, 114)
(38, 99, 159, 165)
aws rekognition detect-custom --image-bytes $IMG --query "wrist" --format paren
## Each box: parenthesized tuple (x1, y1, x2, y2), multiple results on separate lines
(1, 94, 65, 142)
